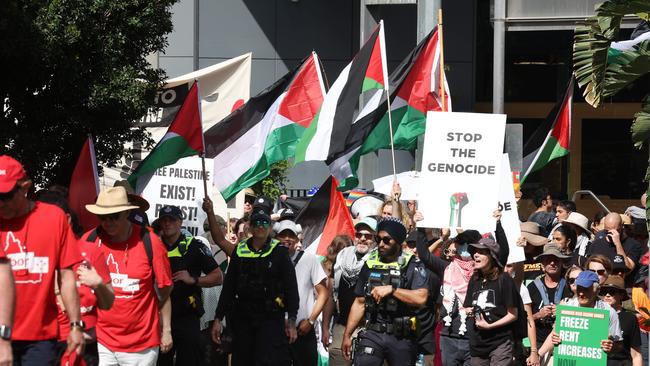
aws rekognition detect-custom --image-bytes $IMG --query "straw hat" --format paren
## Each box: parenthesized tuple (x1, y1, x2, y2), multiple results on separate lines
(563, 212, 589, 233)
(534, 242, 572, 261)
(86, 187, 140, 215)
(113, 180, 150, 211)
(520, 222, 548, 246)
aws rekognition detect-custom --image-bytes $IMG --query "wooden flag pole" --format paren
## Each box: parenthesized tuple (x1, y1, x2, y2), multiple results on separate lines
(438, 9, 446, 112)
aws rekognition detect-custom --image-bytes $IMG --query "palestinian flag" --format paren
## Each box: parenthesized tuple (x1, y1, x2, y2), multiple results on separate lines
(608, 27, 650, 65)
(521, 78, 574, 183)
(336, 27, 451, 190)
(128, 82, 204, 192)
(296, 176, 355, 257)
(294, 21, 388, 165)
(203, 53, 326, 201)
(68, 136, 100, 231)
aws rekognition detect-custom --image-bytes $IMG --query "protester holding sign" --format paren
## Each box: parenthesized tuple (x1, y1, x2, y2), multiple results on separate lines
(527, 243, 573, 349)
(539, 271, 622, 360)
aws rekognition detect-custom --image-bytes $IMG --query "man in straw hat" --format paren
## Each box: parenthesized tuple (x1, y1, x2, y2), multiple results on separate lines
(85, 186, 173, 365)
(526, 242, 572, 349)
(600, 275, 643, 366)
(0, 155, 84, 365)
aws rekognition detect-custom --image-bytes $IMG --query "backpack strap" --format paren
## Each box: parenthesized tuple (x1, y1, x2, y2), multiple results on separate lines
(86, 228, 99, 243)
(140, 226, 153, 267)
(533, 278, 550, 307)
(554, 278, 566, 304)
(292, 251, 305, 267)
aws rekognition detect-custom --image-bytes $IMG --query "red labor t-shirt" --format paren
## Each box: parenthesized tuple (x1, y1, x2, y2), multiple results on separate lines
(0, 201, 81, 340)
(90, 225, 172, 352)
(57, 239, 111, 341)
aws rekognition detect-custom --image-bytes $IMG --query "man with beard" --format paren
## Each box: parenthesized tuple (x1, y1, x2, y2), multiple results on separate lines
(341, 217, 428, 366)
(326, 217, 377, 366)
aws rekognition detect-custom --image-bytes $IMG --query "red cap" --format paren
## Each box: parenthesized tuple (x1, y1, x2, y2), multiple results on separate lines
(0, 156, 26, 193)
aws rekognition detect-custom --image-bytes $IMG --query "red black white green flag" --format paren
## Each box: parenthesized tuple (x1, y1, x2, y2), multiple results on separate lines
(336, 26, 451, 189)
(296, 176, 355, 257)
(521, 78, 574, 183)
(294, 21, 388, 165)
(128, 82, 204, 191)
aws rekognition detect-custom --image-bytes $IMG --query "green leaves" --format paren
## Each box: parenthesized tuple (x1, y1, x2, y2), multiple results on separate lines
(0, 0, 176, 186)
(573, 19, 612, 107)
(631, 95, 650, 149)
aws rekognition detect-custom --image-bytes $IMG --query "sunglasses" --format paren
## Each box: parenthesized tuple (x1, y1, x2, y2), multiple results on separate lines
(376, 236, 393, 245)
(567, 277, 577, 285)
(589, 269, 607, 276)
(599, 288, 625, 297)
(0, 185, 20, 201)
(98, 212, 122, 221)
(355, 232, 373, 240)
(252, 219, 270, 228)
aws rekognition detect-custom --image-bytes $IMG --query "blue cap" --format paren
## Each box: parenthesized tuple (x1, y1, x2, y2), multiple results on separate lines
(575, 270, 600, 288)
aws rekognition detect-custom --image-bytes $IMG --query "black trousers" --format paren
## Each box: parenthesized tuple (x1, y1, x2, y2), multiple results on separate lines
(353, 330, 416, 366)
(230, 314, 290, 366)
(289, 327, 318, 366)
(157, 314, 203, 366)
(12, 340, 57, 366)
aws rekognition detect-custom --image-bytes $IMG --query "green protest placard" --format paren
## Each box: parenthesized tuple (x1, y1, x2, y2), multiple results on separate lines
(554, 304, 609, 366)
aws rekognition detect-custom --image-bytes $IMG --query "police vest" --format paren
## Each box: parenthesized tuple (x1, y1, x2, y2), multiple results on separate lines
(166, 232, 204, 316)
(364, 249, 415, 320)
(235, 238, 286, 313)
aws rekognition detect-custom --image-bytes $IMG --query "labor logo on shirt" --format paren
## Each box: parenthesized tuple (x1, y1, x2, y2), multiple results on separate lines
(5, 231, 49, 284)
(106, 253, 141, 298)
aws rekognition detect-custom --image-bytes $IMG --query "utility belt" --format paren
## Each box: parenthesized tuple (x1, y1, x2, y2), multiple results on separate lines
(366, 316, 417, 338)
(235, 294, 286, 316)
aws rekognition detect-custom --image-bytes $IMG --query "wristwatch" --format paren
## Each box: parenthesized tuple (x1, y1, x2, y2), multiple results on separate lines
(0, 325, 11, 341)
(307, 318, 315, 326)
(70, 320, 86, 330)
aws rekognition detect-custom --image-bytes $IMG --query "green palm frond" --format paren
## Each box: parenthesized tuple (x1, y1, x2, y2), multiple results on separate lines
(631, 95, 650, 149)
(604, 41, 650, 96)
(573, 19, 612, 107)
(595, 0, 650, 22)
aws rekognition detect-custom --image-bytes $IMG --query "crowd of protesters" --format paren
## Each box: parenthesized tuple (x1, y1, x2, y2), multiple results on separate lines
(0, 154, 649, 366)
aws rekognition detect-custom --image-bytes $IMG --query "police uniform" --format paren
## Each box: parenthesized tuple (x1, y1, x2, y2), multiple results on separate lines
(353, 248, 429, 366)
(214, 236, 299, 366)
(158, 230, 219, 366)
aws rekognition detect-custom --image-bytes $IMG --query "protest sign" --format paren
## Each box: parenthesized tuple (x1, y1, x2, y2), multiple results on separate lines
(101, 54, 251, 187)
(140, 156, 214, 237)
(372, 171, 420, 201)
(500, 153, 525, 263)
(418, 112, 506, 232)
(554, 305, 609, 366)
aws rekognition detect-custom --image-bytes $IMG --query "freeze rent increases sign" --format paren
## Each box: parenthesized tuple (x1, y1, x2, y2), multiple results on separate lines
(554, 305, 609, 366)
(418, 112, 506, 232)
(141, 156, 214, 237)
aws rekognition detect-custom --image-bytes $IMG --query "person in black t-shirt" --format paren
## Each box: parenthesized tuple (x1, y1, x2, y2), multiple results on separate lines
(156, 205, 223, 366)
(600, 275, 643, 366)
(526, 243, 573, 349)
(465, 236, 519, 366)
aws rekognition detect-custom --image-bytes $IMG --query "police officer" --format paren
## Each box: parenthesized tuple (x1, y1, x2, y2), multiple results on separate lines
(210, 201, 299, 366)
(156, 205, 224, 366)
(341, 217, 429, 366)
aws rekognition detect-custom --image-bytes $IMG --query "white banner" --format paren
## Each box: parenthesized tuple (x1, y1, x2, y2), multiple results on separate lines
(500, 153, 525, 264)
(101, 54, 252, 188)
(138, 156, 244, 236)
(418, 112, 506, 233)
